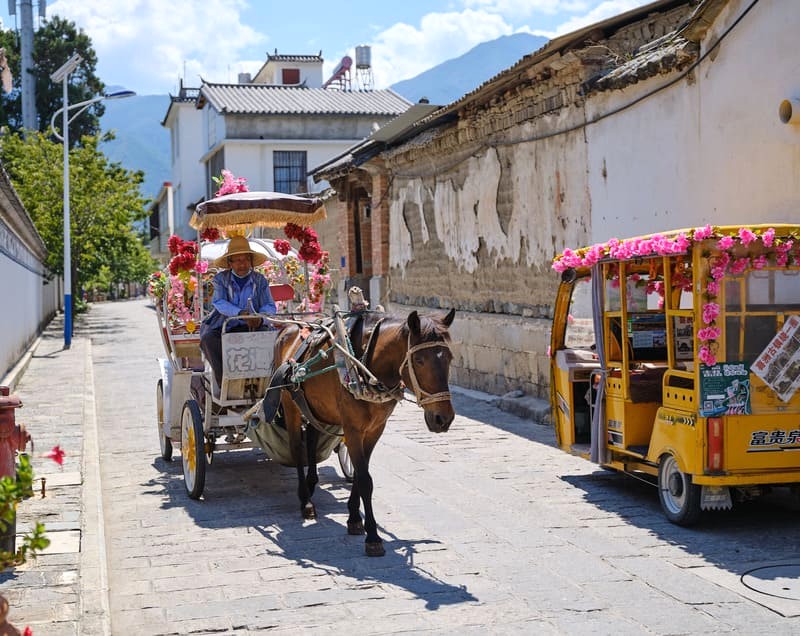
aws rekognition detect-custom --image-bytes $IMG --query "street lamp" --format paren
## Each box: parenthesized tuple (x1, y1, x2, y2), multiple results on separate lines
(50, 53, 135, 347)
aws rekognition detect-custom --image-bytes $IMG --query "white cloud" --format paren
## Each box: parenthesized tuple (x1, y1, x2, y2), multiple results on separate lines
(361, 9, 514, 88)
(542, 0, 652, 37)
(462, 0, 590, 17)
(48, 0, 265, 94)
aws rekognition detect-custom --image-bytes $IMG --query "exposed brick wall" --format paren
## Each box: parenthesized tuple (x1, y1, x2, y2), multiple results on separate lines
(375, 3, 695, 397)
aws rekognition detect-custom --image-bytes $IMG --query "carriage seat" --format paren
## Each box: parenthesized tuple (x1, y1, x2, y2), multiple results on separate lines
(269, 283, 295, 303)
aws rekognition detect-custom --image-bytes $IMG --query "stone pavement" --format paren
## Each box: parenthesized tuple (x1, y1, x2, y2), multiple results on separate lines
(0, 307, 108, 634)
(1, 299, 800, 634)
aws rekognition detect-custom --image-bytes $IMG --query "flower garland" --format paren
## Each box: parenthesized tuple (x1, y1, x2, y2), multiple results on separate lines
(553, 225, 800, 367)
(148, 234, 208, 331)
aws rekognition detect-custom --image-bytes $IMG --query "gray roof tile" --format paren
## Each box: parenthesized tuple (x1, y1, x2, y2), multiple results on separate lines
(200, 82, 411, 116)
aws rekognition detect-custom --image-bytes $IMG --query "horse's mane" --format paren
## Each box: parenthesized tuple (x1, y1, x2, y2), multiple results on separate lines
(364, 311, 451, 341)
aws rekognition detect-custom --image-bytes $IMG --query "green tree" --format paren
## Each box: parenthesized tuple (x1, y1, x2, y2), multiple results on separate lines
(0, 16, 104, 144)
(0, 131, 157, 303)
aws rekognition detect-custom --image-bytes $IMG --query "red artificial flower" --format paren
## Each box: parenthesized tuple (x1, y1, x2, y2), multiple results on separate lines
(167, 235, 183, 255)
(302, 227, 318, 243)
(273, 239, 291, 255)
(284, 223, 304, 241)
(299, 240, 323, 264)
(201, 227, 221, 242)
(23, 627, 33, 636)
(44, 445, 65, 466)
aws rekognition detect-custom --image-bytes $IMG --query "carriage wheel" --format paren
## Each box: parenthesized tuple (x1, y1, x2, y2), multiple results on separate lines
(337, 441, 354, 482)
(658, 453, 701, 526)
(156, 380, 173, 461)
(181, 399, 206, 499)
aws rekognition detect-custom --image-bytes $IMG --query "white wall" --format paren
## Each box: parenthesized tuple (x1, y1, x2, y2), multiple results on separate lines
(168, 102, 206, 237)
(586, 0, 800, 243)
(216, 139, 361, 194)
(0, 227, 55, 381)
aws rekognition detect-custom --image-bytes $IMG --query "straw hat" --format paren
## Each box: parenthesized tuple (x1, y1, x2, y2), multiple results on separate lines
(213, 235, 268, 269)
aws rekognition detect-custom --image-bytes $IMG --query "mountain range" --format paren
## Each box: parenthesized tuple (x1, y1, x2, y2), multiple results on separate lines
(99, 32, 548, 201)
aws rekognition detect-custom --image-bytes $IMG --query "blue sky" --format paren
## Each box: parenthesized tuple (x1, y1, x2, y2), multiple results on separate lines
(1, 0, 652, 95)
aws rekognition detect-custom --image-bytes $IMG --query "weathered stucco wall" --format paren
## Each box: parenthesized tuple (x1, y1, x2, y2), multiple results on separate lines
(585, 0, 800, 241)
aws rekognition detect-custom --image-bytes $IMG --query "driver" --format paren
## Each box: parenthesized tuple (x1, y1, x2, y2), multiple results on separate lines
(199, 235, 276, 388)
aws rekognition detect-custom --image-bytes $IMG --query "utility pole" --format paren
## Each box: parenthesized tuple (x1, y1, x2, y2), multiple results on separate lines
(13, 1, 46, 132)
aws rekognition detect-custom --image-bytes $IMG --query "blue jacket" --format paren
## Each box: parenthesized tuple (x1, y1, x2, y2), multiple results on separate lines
(202, 269, 276, 331)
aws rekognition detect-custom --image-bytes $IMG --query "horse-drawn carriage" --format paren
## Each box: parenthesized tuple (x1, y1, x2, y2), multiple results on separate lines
(153, 190, 350, 498)
(152, 188, 457, 556)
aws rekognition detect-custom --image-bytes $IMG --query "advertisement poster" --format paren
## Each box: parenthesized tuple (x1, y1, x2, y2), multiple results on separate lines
(674, 316, 693, 360)
(699, 362, 751, 416)
(750, 314, 800, 402)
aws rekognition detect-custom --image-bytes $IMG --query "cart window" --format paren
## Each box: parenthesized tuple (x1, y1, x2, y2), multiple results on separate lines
(724, 269, 800, 364)
(564, 277, 594, 349)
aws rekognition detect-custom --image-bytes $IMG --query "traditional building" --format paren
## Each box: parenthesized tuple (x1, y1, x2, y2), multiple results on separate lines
(313, 0, 800, 399)
(158, 52, 411, 277)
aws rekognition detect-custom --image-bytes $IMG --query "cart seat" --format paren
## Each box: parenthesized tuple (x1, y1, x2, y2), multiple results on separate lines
(217, 328, 279, 403)
(269, 284, 295, 302)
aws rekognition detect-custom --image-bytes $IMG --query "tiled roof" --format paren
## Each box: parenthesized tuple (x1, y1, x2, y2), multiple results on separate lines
(199, 82, 411, 116)
(266, 53, 323, 63)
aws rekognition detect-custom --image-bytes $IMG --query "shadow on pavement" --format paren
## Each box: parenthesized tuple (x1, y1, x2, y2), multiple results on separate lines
(144, 451, 477, 610)
(560, 469, 800, 577)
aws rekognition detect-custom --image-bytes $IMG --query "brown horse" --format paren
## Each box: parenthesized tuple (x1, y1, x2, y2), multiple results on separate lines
(271, 308, 455, 556)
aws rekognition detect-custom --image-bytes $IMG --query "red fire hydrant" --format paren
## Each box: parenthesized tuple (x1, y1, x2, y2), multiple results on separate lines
(0, 386, 31, 554)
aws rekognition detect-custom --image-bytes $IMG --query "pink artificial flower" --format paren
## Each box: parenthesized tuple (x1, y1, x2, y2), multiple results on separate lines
(44, 445, 65, 466)
(706, 280, 719, 296)
(699, 345, 717, 367)
(693, 225, 713, 241)
(729, 257, 750, 275)
(560, 248, 583, 269)
(752, 254, 767, 270)
(738, 227, 757, 246)
(702, 302, 720, 325)
(697, 326, 721, 342)
(195, 260, 209, 274)
(673, 233, 691, 253)
(717, 236, 735, 250)
(710, 264, 727, 280)
(762, 227, 775, 248)
(776, 239, 793, 254)
(777, 253, 789, 267)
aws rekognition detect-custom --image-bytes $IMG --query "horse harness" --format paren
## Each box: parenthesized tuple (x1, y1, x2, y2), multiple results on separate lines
(260, 312, 451, 435)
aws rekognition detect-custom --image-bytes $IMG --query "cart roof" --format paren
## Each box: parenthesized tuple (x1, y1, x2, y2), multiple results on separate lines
(553, 223, 800, 273)
(190, 191, 327, 231)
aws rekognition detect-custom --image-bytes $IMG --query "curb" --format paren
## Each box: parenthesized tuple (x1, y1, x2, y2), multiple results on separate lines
(0, 333, 45, 393)
(80, 337, 112, 635)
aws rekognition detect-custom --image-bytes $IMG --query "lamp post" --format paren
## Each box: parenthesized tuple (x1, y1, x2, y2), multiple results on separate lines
(50, 53, 135, 348)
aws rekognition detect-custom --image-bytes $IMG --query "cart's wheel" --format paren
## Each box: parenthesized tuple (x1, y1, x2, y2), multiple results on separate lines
(181, 400, 206, 499)
(156, 379, 172, 461)
(658, 453, 701, 526)
(337, 441, 354, 482)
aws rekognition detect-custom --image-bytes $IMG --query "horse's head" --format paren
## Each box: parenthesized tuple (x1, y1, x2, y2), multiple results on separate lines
(402, 308, 456, 433)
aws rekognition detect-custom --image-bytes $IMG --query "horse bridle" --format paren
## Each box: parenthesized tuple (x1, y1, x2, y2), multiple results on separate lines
(400, 337, 452, 407)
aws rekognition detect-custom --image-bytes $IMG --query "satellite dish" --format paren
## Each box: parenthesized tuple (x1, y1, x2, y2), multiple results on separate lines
(0, 48, 12, 94)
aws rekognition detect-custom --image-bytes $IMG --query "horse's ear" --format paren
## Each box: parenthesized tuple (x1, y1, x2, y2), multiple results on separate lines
(407, 310, 420, 336)
(442, 308, 455, 328)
